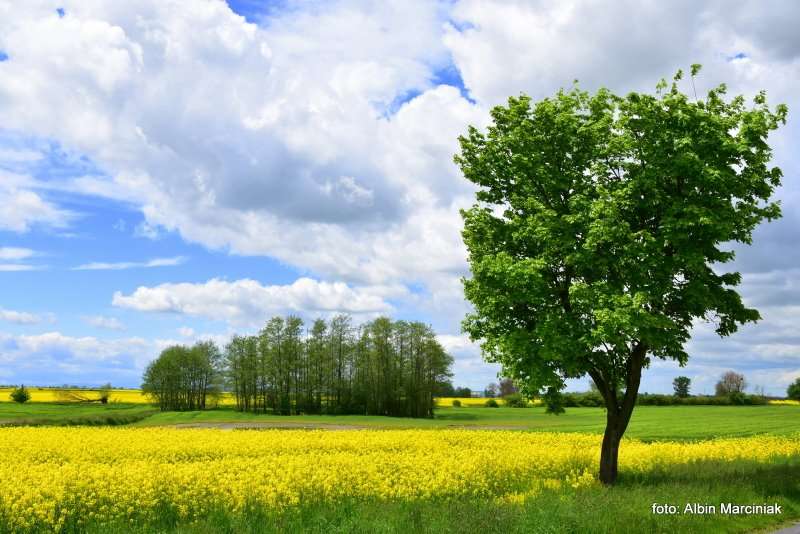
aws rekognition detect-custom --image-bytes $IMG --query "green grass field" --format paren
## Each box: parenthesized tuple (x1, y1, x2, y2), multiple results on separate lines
(128, 404, 800, 441)
(2, 401, 799, 440)
(0, 402, 155, 426)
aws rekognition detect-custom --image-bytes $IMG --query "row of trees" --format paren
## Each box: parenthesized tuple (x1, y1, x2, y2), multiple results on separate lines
(142, 315, 453, 418)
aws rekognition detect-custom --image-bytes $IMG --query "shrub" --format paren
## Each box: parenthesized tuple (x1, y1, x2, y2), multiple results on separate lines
(728, 391, 747, 405)
(543, 389, 565, 415)
(502, 393, 528, 408)
(637, 394, 674, 406)
(10, 385, 31, 403)
(561, 393, 579, 407)
(451, 399, 461, 407)
(578, 392, 604, 407)
(635, 393, 768, 406)
(484, 398, 499, 408)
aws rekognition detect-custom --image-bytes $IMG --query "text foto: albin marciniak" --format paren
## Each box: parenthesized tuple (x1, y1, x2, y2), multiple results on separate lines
(651, 502, 783, 515)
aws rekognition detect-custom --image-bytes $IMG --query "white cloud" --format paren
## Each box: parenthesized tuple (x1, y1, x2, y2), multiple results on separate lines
(0, 146, 42, 162)
(83, 315, 125, 330)
(0, 1, 799, 392)
(1, 332, 144, 360)
(133, 220, 161, 240)
(0, 247, 44, 272)
(0, 171, 74, 232)
(0, 307, 41, 324)
(0, 1, 479, 291)
(0, 247, 36, 260)
(112, 277, 392, 326)
(0, 331, 153, 385)
(0, 263, 45, 272)
(73, 256, 186, 270)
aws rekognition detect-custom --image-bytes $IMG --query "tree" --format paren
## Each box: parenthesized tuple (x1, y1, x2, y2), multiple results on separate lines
(484, 383, 498, 398)
(456, 66, 786, 484)
(142, 341, 221, 411)
(788, 378, 800, 401)
(499, 377, 518, 397)
(10, 385, 30, 403)
(672, 376, 691, 398)
(715, 371, 746, 396)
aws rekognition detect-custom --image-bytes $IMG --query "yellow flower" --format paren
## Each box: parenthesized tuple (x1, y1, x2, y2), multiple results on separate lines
(0, 427, 797, 530)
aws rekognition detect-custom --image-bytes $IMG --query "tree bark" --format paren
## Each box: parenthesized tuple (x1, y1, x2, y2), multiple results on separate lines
(599, 410, 622, 484)
(594, 342, 647, 485)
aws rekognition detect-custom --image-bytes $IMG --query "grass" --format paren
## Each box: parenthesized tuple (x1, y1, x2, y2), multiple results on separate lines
(78, 459, 800, 534)
(2, 401, 799, 440)
(130, 404, 800, 441)
(0, 402, 156, 426)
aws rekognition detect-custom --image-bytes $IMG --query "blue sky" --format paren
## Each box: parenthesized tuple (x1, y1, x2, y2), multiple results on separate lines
(1, 1, 798, 395)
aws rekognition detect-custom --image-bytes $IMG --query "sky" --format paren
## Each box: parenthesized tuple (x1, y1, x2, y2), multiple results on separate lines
(0, 0, 798, 395)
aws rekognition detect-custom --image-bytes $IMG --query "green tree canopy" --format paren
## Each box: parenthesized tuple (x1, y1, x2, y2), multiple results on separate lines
(672, 376, 691, 398)
(456, 66, 786, 484)
(142, 341, 221, 411)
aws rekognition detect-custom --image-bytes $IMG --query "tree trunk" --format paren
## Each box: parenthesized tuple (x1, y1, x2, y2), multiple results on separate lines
(593, 342, 648, 485)
(599, 412, 622, 484)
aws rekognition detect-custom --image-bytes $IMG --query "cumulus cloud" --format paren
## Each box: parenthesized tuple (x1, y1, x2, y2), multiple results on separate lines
(0, 0, 799, 391)
(0, 246, 43, 270)
(0, 331, 151, 385)
(112, 277, 393, 326)
(0, 1, 481, 289)
(83, 315, 125, 330)
(0, 264, 45, 271)
(73, 256, 186, 270)
(0, 247, 36, 260)
(0, 171, 74, 232)
(0, 307, 41, 324)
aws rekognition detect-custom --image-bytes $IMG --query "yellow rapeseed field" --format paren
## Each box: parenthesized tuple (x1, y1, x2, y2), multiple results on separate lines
(770, 399, 800, 406)
(8, 388, 792, 407)
(1, 389, 542, 407)
(434, 397, 543, 407)
(0, 388, 236, 405)
(0, 428, 798, 531)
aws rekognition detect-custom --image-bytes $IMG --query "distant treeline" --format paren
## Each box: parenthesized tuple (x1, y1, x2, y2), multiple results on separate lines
(142, 315, 453, 418)
(556, 391, 770, 407)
